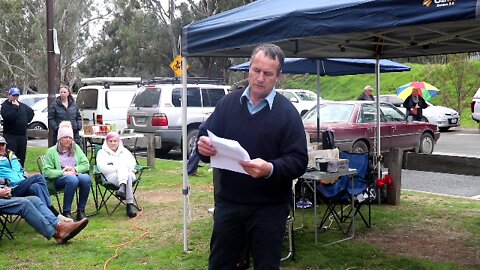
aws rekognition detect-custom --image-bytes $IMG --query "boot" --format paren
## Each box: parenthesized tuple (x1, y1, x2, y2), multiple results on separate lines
(76, 210, 87, 221)
(126, 203, 137, 218)
(62, 211, 73, 220)
(116, 184, 126, 200)
(54, 218, 89, 244)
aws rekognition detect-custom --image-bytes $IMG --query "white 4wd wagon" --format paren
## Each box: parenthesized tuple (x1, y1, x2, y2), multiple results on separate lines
(471, 87, 480, 123)
(127, 77, 229, 156)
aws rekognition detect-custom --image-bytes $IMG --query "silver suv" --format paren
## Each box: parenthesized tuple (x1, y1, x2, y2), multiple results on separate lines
(127, 77, 229, 156)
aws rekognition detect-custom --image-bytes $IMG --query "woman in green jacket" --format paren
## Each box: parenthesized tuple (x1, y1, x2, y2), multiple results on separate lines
(43, 121, 91, 221)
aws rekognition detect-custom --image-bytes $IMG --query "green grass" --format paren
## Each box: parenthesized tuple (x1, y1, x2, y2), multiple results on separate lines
(2, 147, 479, 269)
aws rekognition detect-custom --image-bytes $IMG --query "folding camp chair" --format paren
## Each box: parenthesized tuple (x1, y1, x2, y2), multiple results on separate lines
(316, 151, 374, 238)
(36, 155, 80, 212)
(0, 214, 22, 240)
(93, 145, 148, 215)
(36, 155, 94, 217)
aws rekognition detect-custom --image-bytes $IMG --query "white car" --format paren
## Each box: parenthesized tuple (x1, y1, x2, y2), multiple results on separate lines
(470, 88, 480, 123)
(27, 94, 77, 131)
(28, 98, 49, 130)
(276, 89, 319, 116)
(378, 95, 459, 131)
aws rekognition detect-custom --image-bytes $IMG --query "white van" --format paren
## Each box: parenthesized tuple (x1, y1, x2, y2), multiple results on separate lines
(76, 77, 142, 130)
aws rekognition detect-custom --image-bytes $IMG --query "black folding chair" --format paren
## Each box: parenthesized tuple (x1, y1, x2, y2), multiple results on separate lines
(0, 214, 22, 240)
(93, 145, 148, 215)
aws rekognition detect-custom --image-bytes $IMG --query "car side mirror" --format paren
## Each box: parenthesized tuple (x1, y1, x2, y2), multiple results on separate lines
(289, 97, 298, 103)
(406, 115, 413, 122)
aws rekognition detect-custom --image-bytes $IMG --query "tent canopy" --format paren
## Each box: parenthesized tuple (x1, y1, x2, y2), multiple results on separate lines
(182, 0, 480, 58)
(230, 58, 411, 75)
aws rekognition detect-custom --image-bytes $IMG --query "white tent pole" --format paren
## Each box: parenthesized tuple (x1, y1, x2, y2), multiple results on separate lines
(316, 60, 321, 144)
(181, 56, 189, 253)
(375, 57, 381, 181)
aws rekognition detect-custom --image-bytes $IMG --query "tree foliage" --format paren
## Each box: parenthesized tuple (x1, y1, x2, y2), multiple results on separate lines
(424, 54, 480, 116)
(0, 0, 101, 94)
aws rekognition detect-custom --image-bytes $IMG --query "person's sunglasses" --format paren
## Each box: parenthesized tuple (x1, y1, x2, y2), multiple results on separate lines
(0, 143, 6, 147)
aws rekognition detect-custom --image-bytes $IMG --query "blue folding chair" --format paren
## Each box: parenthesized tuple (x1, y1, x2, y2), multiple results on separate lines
(316, 151, 374, 235)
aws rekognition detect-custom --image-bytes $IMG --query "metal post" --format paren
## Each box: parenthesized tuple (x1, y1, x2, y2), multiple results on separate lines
(46, 0, 57, 147)
(181, 55, 189, 253)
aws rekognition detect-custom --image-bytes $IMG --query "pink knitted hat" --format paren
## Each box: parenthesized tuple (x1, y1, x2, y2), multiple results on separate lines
(57, 121, 74, 141)
(105, 131, 120, 142)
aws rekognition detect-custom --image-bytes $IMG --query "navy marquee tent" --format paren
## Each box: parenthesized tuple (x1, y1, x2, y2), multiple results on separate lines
(182, 0, 480, 58)
(179, 0, 480, 251)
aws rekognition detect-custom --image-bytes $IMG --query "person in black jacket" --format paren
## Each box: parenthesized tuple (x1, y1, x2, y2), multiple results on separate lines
(48, 85, 82, 145)
(0, 87, 34, 166)
(197, 44, 308, 269)
(403, 87, 428, 121)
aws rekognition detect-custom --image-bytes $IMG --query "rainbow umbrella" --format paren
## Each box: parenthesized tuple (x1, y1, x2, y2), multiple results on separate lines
(396, 81, 440, 101)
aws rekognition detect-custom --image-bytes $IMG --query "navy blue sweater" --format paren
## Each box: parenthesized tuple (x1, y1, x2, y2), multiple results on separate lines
(198, 90, 308, 205)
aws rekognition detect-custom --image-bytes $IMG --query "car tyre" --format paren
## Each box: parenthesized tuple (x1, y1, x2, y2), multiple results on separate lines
(351, 140, 368, 153)
(27, 122, 47, 139)
(185, 129, 199, 157)
(417, 133, 434, 154)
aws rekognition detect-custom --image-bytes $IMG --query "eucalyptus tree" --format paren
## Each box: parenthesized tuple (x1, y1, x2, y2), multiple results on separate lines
(78, 0, 169, 78)
(425, 54, 480, 116)
(0, 0, 100, 93)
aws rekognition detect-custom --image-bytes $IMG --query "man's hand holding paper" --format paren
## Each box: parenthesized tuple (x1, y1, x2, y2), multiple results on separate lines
(205, 130, 251, 174)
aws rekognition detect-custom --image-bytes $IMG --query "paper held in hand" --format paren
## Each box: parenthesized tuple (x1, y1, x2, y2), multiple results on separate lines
(207, 130, 251, 174)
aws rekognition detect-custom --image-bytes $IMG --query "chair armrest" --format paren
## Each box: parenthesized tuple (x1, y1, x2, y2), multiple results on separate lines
(135, 165, 149, 171)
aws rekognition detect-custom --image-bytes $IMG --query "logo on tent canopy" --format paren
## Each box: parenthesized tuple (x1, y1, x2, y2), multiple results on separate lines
(423, 0, 455, 8)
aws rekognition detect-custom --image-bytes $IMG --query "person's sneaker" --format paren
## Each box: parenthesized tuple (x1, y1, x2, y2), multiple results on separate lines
(296, 199, 313, 209)
(57, 214, 74, 223)
(53, 218, 89, 244)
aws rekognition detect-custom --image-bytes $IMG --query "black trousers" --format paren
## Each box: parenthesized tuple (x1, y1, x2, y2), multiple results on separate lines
(3, 134, 27, 167)
(208, 197, 289, 270)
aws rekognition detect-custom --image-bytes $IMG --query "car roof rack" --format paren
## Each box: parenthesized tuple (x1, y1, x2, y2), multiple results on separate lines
(146, 77, 226, 85)
(81, 77, 142, 89)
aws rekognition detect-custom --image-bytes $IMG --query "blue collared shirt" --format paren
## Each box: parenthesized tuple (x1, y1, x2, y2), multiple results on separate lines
(240, 86, 276, 178)
(240, 86, 276, 115)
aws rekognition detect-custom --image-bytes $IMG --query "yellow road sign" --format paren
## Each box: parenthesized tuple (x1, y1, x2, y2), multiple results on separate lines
(170, 55, 189, 77)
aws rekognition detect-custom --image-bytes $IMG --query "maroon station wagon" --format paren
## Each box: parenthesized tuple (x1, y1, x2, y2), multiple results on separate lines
(302, 101, 441, 154)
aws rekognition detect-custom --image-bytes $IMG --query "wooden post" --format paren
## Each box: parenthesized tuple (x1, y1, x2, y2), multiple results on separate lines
(386, 148, 403, 205)
(146, 134, 156, 168)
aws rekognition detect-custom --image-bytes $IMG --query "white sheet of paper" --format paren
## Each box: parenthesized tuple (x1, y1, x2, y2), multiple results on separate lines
(207, 130, 250, 174)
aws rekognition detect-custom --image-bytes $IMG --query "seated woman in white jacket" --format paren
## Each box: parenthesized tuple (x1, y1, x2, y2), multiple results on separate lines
(96, 132, 137, 218)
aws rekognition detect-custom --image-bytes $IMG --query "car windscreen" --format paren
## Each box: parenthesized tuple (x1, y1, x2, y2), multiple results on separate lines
(302, 103, 354, 123)
(130, 87, 161, 108)
(295, 91, 317, 101)
(76, 89, 98, 109)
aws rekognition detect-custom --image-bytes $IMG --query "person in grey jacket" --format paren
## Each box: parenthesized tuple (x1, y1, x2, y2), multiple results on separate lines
(48, 85, 82, 145)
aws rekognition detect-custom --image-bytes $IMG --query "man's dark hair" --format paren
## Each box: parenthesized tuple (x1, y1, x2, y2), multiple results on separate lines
(250, 43, 285, 74)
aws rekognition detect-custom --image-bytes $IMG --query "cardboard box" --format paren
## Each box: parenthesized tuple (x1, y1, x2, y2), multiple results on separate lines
(327, 159, 349, 173)
(83, 125, 93, 135)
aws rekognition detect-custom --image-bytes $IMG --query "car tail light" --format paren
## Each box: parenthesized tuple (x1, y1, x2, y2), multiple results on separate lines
(471, 101, 476, 113)
(96, 114, 103, 124)
(151, 113, 168, 126)
(126, 115, 131, 125)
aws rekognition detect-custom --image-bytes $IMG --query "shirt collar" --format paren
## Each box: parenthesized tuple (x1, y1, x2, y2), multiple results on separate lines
(240, 86, 276, 110)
